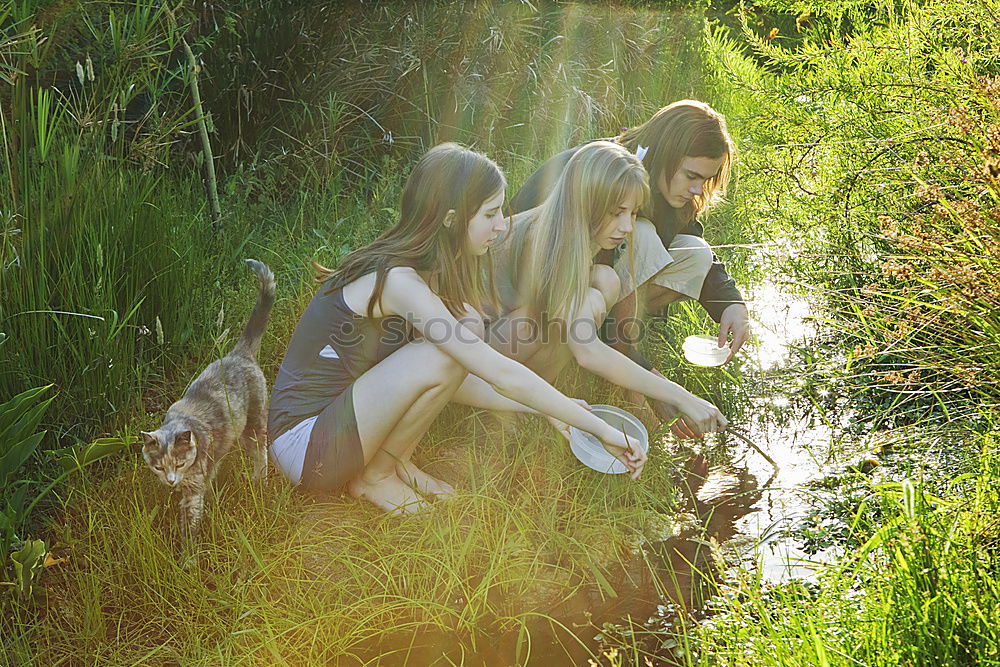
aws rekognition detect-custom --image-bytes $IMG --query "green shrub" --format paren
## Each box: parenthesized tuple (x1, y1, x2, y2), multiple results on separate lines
(702, 0, 1000, 424)
(0, 385, 53, 582)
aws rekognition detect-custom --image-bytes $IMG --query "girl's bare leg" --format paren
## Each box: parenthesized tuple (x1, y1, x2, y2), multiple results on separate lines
(624, 280, 683, 427)
(390, 307, 486, 498)
(644, 283, 682, 313)
(348, 339, 467, 513)
(487, 308, 542, 364)
(389, 386, 461, 499)
(486, 307, 571, 383)
(523, 265, 619, 381)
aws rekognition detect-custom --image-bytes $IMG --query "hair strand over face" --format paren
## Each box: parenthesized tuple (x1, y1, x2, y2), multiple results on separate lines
(617, 99, 734, 225)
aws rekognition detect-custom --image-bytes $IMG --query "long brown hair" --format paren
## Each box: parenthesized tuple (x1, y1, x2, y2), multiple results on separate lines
(522, 141, 649, 323)
(617, 99, 734, 226)
(314, 143, 506, 318)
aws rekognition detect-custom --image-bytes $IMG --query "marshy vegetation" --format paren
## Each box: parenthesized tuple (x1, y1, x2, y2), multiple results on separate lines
(3, 0, 1000, 664)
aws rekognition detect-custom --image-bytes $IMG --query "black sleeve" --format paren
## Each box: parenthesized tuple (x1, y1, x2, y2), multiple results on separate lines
(509, 147, 581, 214)
(677, 219, 705, 238)
(698, 259, 745, 323)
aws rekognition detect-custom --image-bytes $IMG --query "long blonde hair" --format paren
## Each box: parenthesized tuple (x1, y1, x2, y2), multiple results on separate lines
(521, 141, 649, 323)
(315, 143, 505, 318)
(617, 99, 734, 226)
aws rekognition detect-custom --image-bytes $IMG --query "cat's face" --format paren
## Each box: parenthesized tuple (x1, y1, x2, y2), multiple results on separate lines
(141, 429, 198, 486)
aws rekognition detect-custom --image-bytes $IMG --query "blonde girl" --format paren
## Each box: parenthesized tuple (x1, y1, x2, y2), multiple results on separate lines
(268, 143, 644, 515)
(512, 99, 748, 345)
(491, 141, 727, 437)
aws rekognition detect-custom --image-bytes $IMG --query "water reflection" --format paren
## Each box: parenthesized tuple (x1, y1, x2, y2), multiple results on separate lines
(726, 280, 842, 581)
(746, 281, 817, 370)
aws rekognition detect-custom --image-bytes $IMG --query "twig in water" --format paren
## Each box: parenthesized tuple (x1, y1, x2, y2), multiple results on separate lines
(727, 427, 778, 470)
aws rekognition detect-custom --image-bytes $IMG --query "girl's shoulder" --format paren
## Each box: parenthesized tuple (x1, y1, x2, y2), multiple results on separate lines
(379, 266, 436, 302)
(341, 267, 426, 318)
(383, 265, 425, 286)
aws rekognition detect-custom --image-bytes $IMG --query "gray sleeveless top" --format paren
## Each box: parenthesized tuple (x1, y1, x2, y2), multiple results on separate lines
(268, 284, 411, 441)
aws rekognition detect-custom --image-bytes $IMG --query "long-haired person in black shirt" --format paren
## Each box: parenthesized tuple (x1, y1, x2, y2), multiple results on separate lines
(509, 100, 749, 436)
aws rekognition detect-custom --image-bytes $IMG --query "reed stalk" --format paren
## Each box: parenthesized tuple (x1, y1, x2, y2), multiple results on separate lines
(182, 36, 222, 227)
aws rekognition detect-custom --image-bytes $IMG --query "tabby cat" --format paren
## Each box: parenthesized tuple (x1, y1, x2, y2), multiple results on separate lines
(142, 259, 275, 541)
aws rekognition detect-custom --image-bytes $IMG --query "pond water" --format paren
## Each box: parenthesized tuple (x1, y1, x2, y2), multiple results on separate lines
(727, 280, 838, 582)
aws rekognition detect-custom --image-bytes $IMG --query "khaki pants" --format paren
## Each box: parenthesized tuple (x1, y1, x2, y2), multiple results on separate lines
(613, 220, 714, 301)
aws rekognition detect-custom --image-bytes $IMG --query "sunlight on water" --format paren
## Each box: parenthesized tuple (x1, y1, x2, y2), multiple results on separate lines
(746, 281, 817, 370)
(729, 280, 846, 581)
(732, 412, 838, 582)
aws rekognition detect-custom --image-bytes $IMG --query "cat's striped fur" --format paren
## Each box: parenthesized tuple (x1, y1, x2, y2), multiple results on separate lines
(142, 259, 275, 542)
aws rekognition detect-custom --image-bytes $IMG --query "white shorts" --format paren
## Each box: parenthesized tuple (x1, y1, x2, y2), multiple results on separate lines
(268, 415, 318, 484)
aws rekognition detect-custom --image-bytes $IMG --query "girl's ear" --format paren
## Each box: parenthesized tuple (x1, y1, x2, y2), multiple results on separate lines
(443, 209, 456, 229)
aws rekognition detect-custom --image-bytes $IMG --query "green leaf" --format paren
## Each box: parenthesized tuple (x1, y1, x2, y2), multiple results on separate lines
(0, 399, 51, 449)
(10, 538, 46, 598)
(50, 436, 134, 473)
(0, 432, 45, 486)
(0, 385, 52, 431)
(0, 386, 54, 487)
(588, 562, 618, 599)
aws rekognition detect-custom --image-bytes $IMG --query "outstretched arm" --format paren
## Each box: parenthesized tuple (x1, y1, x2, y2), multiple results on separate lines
(568, 289, 728, 436)
(379, 268, 645, 475)
(452, 374, 532, 412)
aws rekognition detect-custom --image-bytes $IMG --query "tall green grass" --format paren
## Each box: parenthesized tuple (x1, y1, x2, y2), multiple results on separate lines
(200, 1, 709, 186)
(10, 413, 693, 665)
(0, 4, 210, 439)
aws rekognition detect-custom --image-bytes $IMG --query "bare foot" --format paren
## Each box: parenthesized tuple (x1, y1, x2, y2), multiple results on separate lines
(348, 471, 430, 515)
(396, 461, 455, 499)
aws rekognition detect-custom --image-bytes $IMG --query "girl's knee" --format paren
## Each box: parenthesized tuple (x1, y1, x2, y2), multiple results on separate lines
(586, 286, 612, 324)
(410, 340, 467, 386)
(487, 313, 541, 362)
(671, 235, 714, 278)
(590, 264, 621, 309)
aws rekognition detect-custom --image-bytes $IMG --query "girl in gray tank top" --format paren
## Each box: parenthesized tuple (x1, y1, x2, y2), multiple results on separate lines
(268, 143, 647, 515)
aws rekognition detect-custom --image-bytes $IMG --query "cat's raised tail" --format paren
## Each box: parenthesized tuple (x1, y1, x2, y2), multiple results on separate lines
(232, 259, 276, 360)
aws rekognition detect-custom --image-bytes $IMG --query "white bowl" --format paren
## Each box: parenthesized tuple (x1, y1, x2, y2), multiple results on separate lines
(567, 404, 649, 474)
(682, 334, 731, 367)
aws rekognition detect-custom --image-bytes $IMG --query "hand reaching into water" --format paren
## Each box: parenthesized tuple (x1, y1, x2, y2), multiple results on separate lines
(646, 369, 702, 439)
(719, 303, 751, 362)
(648, 399, 699, 439)
(677, 394, 728, 437)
